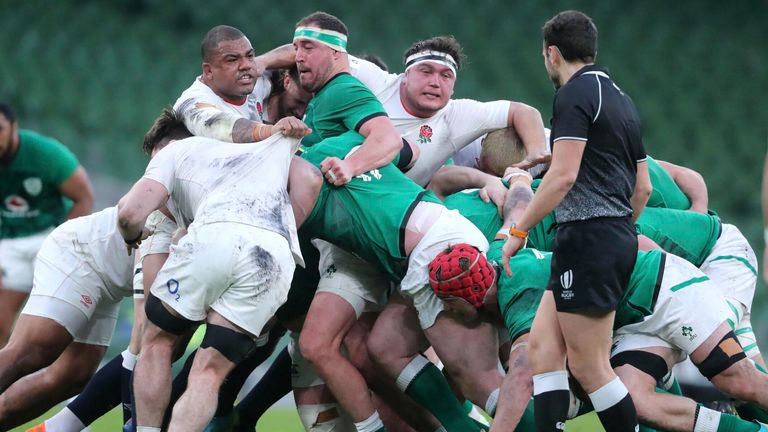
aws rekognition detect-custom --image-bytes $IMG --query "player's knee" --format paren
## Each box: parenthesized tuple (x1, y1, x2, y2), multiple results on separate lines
(527, 337, 565, 372)
(298, 332, 337, 366)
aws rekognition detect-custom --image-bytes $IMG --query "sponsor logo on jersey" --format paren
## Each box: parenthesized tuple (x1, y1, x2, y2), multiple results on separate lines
(560, 269, 574, 300)
(418, 125, 433, 144)
(80, 294, 93, 308)
(256, 101, 263, 120)
(4, 195, 29, 213)
(23, 177, 43, 196)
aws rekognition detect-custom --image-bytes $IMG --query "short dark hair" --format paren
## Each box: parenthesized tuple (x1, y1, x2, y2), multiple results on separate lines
(403, 36, 465, 71)
(268, 66, 300, 95)
(542, 10, 598, 63)
(143, 108, 193, 155)
(201, 25, 247, 62)
(357, 53, 388, 71)
(0, 103, 16, 123)
(296, 11, 348, 36)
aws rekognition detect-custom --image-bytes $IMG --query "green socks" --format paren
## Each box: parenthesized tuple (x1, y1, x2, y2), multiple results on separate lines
(397, 355, 478, 431)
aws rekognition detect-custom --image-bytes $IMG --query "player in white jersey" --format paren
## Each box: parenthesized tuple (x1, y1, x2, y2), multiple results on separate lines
(0, 206, 141, 429)
(122, 109, 305, 431)
(174, 25, 311, 143)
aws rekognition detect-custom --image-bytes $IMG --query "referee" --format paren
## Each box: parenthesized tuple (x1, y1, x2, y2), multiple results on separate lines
(500, 10, 652, 432)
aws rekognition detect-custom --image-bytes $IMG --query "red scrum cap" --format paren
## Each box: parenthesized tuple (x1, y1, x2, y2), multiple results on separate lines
(428, 243, 495, 308)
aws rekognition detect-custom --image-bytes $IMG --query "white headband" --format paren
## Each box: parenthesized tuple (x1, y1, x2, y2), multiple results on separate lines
(404, 50, 458, 76)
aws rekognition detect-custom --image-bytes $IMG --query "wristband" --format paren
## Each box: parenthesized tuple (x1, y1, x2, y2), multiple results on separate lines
(508, 224, 528, 239)
(494, 230, 510, 241)
(502, 171, 533, 183)
(124, 230, 143, 245)
(253, 123, 272, 141)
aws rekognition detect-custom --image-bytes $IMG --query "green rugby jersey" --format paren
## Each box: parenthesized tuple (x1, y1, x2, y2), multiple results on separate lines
(490, 242, 666, 336)
(636, 207, 720, 267)
(301, 73, 387, 147)
(488, 243, 549, 342)
(647, 156, 691, 210)
(442, 189, 501, 243)
(0, 129, 78, 238)
(301, 132, 441, 281)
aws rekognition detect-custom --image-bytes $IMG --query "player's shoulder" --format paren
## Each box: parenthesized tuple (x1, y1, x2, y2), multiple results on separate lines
(174, 77, 220, 108)
(18, 129, 75, 159)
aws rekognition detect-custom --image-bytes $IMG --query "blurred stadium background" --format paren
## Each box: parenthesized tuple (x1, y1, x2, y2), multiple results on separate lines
(2, 0, 766, 430)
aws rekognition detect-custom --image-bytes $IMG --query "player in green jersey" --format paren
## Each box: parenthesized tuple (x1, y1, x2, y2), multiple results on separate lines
(429, 238, 768, 432)
(290, 11, 418, 432)
(0, 103, 93, 347)
(646, 157, 708, 212)
(295, 129, 502, 431)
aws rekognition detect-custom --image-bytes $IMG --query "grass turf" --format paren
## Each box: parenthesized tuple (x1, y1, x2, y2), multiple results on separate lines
(11, 406, 605, 431)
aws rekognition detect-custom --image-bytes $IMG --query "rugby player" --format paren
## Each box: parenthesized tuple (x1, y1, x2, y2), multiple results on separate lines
(0, 103, 93, 346)
(0, 205, 142, 429)
(119, 109, 305, 431)
(428, 238, 768, 432)
(175, 25, 311, 143)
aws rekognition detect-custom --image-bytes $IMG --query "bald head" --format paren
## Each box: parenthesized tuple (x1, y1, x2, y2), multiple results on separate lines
(201, 25, 247, 62)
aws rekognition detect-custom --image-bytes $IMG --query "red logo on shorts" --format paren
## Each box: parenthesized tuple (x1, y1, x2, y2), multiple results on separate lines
(80, 295, 93, 308)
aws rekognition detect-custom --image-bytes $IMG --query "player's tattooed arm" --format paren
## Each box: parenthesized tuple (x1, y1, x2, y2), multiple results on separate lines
(502, 181, 534, 229)
(233, 118, 260, 143)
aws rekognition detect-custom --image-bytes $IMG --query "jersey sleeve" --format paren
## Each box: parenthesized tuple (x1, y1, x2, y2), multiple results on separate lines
(550, 81, 596, 143)
(348, 55, 400, 96)
(325, 81, 388, 132)
(444, 99, 510, 148)
(174, 97, 239, 142)
(142, 144, 178, 195)
(37, 137, 79, 184)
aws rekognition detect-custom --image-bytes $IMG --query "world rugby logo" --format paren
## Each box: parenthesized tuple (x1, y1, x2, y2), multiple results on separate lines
(560, 269, 573, 289)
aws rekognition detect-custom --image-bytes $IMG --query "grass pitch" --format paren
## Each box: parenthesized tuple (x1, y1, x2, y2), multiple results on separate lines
(12, 406, 604, 431)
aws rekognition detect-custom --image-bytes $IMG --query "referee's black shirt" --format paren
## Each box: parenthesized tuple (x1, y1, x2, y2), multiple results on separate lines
(550, 65, 646, 224)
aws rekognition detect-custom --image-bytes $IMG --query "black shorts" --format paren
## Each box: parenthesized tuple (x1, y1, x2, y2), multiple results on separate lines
(547, 216, 637, 312)
(276, 232, 320, 323)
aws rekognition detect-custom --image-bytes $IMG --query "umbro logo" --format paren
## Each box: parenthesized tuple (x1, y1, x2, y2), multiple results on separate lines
(556, 421, 566, 430)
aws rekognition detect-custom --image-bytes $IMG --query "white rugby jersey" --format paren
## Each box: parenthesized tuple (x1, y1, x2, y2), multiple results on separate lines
(349, 56, 510, 186)
(50, 206, 134, 300)
(143, 135, 303, 266)
(173, 73, 273, 142)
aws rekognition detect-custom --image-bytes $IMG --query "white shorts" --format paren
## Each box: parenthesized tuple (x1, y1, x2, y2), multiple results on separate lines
(0, 229, 52, 292)
(150, 223, 295, 337)
(613, 253, 730, 359)
(312, 239, 389, 318)
(700, 224, 757, 312)
(22, 241, 122, 346)
(399, 208, 489, 329)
